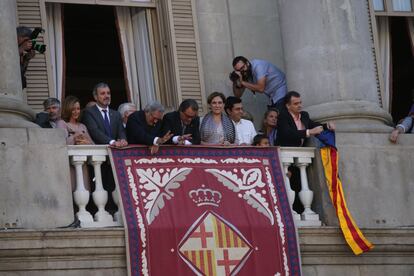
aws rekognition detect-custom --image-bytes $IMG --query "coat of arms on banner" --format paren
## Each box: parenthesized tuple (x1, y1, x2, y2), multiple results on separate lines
(109, 146, 301, 276)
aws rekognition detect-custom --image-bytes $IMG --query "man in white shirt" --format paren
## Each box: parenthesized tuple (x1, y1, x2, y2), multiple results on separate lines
(225, 96, 256, 145)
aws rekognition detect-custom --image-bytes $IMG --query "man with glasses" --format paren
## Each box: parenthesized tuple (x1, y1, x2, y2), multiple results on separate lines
(161, 99, 201, 145)
(126, 101, 173, 147)
(231, 56, 287, 110)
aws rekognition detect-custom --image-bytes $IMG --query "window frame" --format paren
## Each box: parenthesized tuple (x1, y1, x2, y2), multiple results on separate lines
(373, 0, 414, 16)
(369, 0, 414, 112)
(39, 0, 167, 105)
(42, 0, 156, 8)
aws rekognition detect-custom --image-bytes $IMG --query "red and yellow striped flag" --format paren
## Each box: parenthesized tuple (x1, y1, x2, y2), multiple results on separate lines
(320, 147, 374, 255)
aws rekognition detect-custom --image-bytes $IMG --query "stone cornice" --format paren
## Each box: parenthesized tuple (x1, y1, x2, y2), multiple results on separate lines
(0, 228, 126, 271)
(299, 227, 414, 265)
(0, 227, 413, 271)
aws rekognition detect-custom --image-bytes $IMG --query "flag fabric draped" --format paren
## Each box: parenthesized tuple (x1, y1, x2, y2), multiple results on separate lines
(318, 131, 374, 255)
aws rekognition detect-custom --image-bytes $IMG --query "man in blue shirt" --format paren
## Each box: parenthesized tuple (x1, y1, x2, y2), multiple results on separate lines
(231, 56, 287, 110)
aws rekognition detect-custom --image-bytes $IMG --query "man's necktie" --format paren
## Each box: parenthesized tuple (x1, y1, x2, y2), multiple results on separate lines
(102, 109, 112, 138)
(181, 122, 187, 135)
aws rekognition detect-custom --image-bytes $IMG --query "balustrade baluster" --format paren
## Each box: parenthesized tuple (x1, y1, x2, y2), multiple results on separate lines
(112, 185, 123, 225)
(71, 155, 93, 225)
(296, 157, 321, 225)
(281, 158, 301, 221)
(90, 155, 113, 224)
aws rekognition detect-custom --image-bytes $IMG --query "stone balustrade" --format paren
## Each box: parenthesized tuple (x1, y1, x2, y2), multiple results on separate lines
(67, 145, 122, 228)
(67, 145, 320, 228)
(280, 147, 321, 227)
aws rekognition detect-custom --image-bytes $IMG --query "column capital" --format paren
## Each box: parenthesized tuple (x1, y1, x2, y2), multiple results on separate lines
(307, 100, 393, 133)
(278, 0, 392, 133)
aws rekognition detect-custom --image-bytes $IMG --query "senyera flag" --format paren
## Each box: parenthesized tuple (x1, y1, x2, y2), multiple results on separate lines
(109, 146, 302, 276)
(317, 130, 374, 255)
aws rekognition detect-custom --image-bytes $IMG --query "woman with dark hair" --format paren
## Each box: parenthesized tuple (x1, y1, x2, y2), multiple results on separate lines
(57, 95, 94, 145)
(200, 92, 235, 145)
(261, 108, 279, 146)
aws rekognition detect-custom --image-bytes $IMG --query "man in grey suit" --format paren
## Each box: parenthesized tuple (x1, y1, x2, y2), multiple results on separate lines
(82, 82, 128, 147)
(81, 82, 127, 214)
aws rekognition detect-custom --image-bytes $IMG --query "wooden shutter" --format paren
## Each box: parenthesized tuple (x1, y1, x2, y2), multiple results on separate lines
(166, 0, 206, 112)
(17, 0, 50, 111)
(16, 0, 206, 112)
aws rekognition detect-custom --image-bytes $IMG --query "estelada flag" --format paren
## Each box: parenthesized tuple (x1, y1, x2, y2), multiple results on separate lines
(317, 130, 374, 255)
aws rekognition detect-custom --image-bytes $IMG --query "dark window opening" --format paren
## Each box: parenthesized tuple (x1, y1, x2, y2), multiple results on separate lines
(390, 17, 414, 123)
(63, 4, 128, 109)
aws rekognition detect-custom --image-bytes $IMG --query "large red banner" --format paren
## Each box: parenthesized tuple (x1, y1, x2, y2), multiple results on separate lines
(109, 146, 301, 276)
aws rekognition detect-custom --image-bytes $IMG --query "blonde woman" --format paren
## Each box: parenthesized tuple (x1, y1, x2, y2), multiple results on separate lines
(57, 96, 94, 145)
(57, 96, 94, 190)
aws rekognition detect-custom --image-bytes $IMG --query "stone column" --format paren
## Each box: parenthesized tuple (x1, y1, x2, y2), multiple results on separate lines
(0, 0, 74, 229)
(278, 0, 392, 132)
(0, 0, 36, 128)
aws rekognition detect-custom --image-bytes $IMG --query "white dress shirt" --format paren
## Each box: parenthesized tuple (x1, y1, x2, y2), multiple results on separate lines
(233, 119, 257, 145)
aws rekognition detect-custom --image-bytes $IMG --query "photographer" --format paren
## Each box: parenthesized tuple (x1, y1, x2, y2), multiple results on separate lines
(231, 56, 287, 110)
(17, 26, 46, 89)
(17, 26, 36, 89)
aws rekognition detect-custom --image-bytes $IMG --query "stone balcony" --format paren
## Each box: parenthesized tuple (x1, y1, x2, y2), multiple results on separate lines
(67, 145, 322, 228)
(1, 144, 414, 275)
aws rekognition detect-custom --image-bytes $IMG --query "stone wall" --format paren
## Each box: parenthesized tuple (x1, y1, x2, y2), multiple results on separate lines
(195, 0, 284, 127)
(307, 132, 414, 228)
(0, 128, 74, 229)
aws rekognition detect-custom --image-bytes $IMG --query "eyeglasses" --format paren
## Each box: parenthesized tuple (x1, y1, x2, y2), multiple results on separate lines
(150, 112, 163, 121)
(234, 63, 247, 72)
(148, 112, 163, 125)
(181, 111, 196, 120)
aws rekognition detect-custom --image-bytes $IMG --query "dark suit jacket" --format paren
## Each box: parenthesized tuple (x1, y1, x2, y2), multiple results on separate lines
(161, 111, 201, 145)
(34, 112, 53, 128)
(276, 110, 326, 147)
(81, 105, 126, 145)
(126, 110, 162, 145)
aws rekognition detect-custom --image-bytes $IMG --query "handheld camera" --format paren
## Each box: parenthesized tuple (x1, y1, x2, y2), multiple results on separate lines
(30, 27, 46, 54)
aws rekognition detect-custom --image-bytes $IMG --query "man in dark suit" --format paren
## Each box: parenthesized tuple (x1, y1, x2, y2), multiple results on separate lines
(276, 91, 335, 214)
(126, 101, 173, 147)
(34, 98, 61, 128)
(81, 83, 127, 215)
(276, 91, 335, 147)
(82, 82, 127, 147)
(161, 99, 201, 145)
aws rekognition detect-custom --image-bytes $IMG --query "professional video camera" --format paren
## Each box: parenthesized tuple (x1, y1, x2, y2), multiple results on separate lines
(30, 27, 46, 54)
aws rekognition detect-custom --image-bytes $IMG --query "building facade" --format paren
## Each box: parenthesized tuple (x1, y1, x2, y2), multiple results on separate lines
(1, 0, 414, 275)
